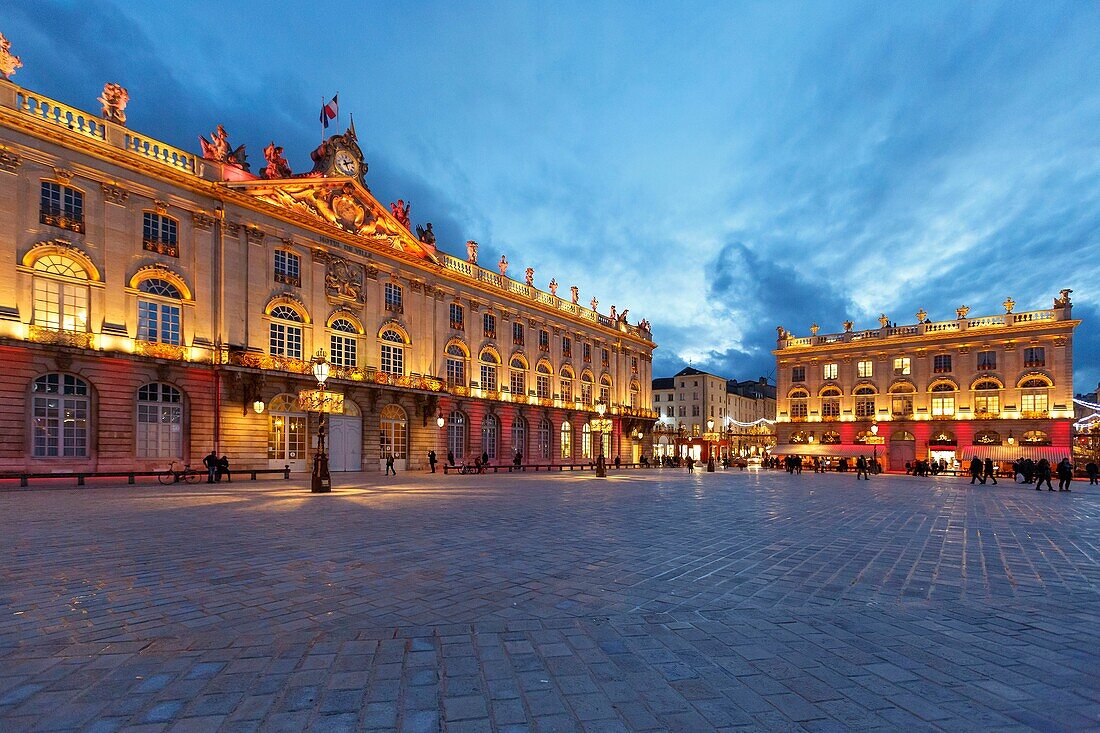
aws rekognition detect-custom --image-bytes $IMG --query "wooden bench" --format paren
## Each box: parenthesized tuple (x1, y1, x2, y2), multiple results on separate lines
(0, 466, 292, 488)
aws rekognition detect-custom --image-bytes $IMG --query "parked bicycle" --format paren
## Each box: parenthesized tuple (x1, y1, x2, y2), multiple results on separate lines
(158, 461, 202, 485)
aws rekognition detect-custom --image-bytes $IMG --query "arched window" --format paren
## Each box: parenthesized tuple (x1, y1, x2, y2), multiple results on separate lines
(1020, 376, 1052, 416)
(629, 380, 640, 408)
(33, 255, 89, 332)
(536, 418, 551, 460)
(535, 362, 552, 400)
(137, 278, 183, 345)
(929, 429, 957, 446)
(267, 393, 306, 462)
(511, 415, 527, 458)
(445, 342, 468, 387)
(599, 375, 612, 406)
(788, 388, 808, 420)
(480, 349, 499, 391)
(582, 423, 592, 458)
(890, 382, 915, 418)
(892, 430, 916, 441)
(329, 318, 358, 368)
(820, 386, 841, 420)
(1021, 430, 1051, 446)
(853, 385, 876, 418)
(580, 372, 594, 406)
(481, 413, 499, 460)
(447, 410, 467, 459)
(510, 356, 527, 397)
(930, 381, 956, 417)
(136, 383, 183, 458)
(560, 421, 572, 459)
(269, 305, 304, 359)
(380, 329, 405, 375)
(560, 366, 575, 403)
(32, 373, 90, 457)
(974, 430, 1002, 445)
(380, 404, 408, 459)
(972, 379, 1002, 417)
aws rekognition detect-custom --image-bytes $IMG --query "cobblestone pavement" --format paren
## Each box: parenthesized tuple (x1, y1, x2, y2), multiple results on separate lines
(1, 469, 1099, 732)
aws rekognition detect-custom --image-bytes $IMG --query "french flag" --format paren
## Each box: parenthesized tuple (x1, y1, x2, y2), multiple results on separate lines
(319, 94, 338, 128)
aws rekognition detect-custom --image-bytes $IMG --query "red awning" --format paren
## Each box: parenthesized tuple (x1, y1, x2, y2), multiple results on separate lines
(961, 445, 1071, 462)
(772, 443, 882, 458)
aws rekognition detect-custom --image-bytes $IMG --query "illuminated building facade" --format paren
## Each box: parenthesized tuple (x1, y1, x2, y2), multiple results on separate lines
(0, 71, 656, 474)
(772, 296, 1080, 470)
(651, 367, 776, 460)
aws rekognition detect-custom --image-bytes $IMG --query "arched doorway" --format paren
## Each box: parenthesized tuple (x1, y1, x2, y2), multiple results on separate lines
(268, 394, 307, 472)
(328, 399, 362, 472)
(482, 413, 499, 461)
(379, 404, 408, 471)
(889, 429, 916, 471)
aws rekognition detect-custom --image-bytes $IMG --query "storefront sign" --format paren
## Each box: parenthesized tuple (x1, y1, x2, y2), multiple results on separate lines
(298, 389, 344, 413)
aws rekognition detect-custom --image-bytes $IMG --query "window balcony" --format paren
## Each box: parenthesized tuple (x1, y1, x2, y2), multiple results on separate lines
(385, 301, 403, 314)
(449, 319, 464, 331)
(1021, 410, 1049, 420)
(142, 237, 179, 257)
(484, 329, 496, 339)
(41, 207, 85, 234)
(513, 337, 524, 346)
(1024, 360, 1046, 368)
(274, 271, 300, 287)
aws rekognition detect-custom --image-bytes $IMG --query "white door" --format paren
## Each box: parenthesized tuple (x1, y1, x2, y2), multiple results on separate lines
(328, 414, 362, 472)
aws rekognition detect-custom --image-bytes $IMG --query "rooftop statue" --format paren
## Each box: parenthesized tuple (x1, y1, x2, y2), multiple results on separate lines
(525, 267, 534, 286)
(570, 285, 579, 304)
(590, 297, 598, 311)
(98, 82, 129, 125)
(261, 141, 292, 179)
(498, 255, 509, 277)
(390, 199, 411, 230)
(466, 240, 478, 264)
(618, 308, 629, 324)
(199, 124, 249, 171)
(1055, 288, 1073, 307)
(0, 33, 22, 80)
(548, 278, 558, 296)
(639, 318, 651, 332)
(415, 222, 435, 245)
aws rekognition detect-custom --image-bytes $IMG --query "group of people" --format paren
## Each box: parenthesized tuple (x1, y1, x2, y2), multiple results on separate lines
(202, 450, 231, 483)
(906, 458, 949, 476)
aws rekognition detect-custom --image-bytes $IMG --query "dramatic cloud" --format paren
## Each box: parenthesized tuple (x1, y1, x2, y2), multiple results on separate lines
(2, 1, 1097, 389)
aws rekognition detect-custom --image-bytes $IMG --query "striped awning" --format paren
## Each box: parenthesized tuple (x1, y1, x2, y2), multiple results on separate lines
(961, 445, 1071, 462)
(772, 443, 882, 458)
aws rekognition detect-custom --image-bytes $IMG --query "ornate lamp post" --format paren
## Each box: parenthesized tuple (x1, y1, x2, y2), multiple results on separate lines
(309, 350, 333, 493)
(594, 401, 609, 477)
(870, 420, 879, 474)
(677, 421, 686, 461)
(706, 417, 716, 472)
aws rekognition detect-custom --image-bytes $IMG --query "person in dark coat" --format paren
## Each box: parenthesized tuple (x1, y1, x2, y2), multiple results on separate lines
(855, 455, 869, 480)
(447, 450, 455, 467)
(1087, 461, 1099, 486)
(385, 453, 396, 476)
(1056, 458, 1073, 492)
(983, 458, 997, 485)
(428, 450, 437, 473)
(216, 455, 231, 483)
(203, 450, 218, 483)
(1035, 458, 1053, 491)
(969, 457, 984, 484)
(481, 450, 489, 468)
(613, 455, 621, 469)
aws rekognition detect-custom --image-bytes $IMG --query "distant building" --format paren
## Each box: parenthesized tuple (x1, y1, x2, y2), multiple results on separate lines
(772, 293, 1079, 471)
(651, 367, 776, 460)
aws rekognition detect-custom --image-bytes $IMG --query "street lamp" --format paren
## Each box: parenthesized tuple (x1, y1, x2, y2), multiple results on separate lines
(870, 420, 879, 474)
(706, 417, 716, 472)
(310, 349, 332, 493)
(253, 399, 265, 414)
(594, 401, 608, 477)
(436, 411, 446, 429)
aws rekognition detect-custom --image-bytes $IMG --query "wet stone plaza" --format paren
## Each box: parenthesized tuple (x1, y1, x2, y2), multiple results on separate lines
(1, 470, 1099, 732)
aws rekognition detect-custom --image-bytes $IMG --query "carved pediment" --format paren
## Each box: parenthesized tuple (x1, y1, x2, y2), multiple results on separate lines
(226, 178, 437, 263)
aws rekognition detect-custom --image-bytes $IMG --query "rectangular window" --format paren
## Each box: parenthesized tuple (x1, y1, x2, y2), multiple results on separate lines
(679, 405, 686, 417)
(933, 355, 952, 373)
(821, 399, 840, 418)
(268, 323, 302, 359)
(561, 336, 572, 358)
(33, 395, 88, 457)
(974, 394, 999, 416)
(931, 395, 955, 416)
(790, 401, 808, 418)
(691, 405, 700, 417)
(893, 357, 911, 375)
(513, 322, 524, 345)
(855, 397, 876, 418)
(631, 356, 638, 373)
(561, 378, 573, 403)
(857, 360, 873, 378)
(143, 212, 179, 257)
(1024, 347, 1046, 368)
(601, 349, 610, 368)
(446, 358, 466, 387)
(539, 329, 550, 352)
(274, 250, 301, 286)
(384, 282, 403, 313)
(665, 406, 673, 417)
(536, 374, 550, 399)
(449, 303, 464, 331)
(329, 333, 357, 367)
(34, 279, 89, 332)
(583, 343, 591, 362)
(481, 364, 498, 391)
(483, 313, 496, 338)
(1021, 392, 1048, 414)
(137, 300, 181, 345)
(791, 366, 806, 382)
(380, 343, 404, 375)
(977, 351, 997, 370)
(891, 394, 913, 417)
(823, 363, 838, 380)
(40, 181, 84, 233)
(581, 381, 593, 405)
(510, 369, 526, 396)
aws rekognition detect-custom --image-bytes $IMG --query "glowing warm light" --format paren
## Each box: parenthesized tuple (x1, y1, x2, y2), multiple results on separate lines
(253, 400, 265, 414)
(311, 350, 330, 387)
(870, 422, 879, 436)
(596, 402, 606, 417)
(436, 412, 445, 429)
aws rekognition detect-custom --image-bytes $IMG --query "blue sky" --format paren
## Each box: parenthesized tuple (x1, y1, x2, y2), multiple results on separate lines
(3, 1, 1098, 390)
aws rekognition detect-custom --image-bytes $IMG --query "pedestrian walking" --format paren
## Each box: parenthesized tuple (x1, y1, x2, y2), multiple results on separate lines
(969, 457, 984, 484)
(1035, 458, 1053, 491)
(481, 450, 489, 468)
(856, 455, 870, 480)
(1056, 458, 1073, 492)
(385, 453, 396, 476)
(983, 458, 997, 485)
(1087, 461, 1099, 485)
(203, 449, 218, 483)
(428, 450, 437, 473)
